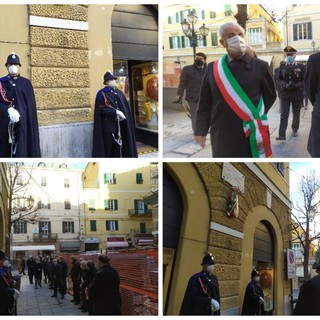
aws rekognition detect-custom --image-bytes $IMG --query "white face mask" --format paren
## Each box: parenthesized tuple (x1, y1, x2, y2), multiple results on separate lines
(108, 80, 116, 88)
(226, 35, 247, 57)
(207, 265, 215, 274)
(254, 276, 260, 282)
(8, 65, 19, 75)
(3, 260, 10, 268)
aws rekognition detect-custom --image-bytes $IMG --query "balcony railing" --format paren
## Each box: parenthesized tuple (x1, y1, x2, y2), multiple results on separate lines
(33, 233, 58, 241)
(128, 209, 154, 216)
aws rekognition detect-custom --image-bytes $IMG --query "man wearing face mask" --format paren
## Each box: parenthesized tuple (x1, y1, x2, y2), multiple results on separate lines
(241, 268, 265, 315)
(194, 22, 276, 158)
(180, 253, 220, 315)
(0, 52, 41, 158)
(275, 46, 305, 140)
(175, 52, 207, 133)
(92, 71, 137, 157)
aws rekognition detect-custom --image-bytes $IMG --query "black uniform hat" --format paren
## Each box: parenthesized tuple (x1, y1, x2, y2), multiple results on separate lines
(103, 71, 117, 84)
(283, 46, 297, 54)
(6, 52, 21, 66)
(201, 253, 215, 265)
(0, 250, 6, 260)
(251, 268, 259, 278)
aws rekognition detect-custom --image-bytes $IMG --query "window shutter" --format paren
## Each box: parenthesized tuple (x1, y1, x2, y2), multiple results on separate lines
(201, 10, 205, 19)
(104, 173, 107, 184)
(168, 16, 172, 24)
(169, 37, 173, 49)
(175, 12, 179, 23)
(181, 36, 185, 48)
(48, 222, 51, 234)
(308, 22, 312, 39)
(179, 11, 183, 23)
(203, 37, 207, 47)
(71, 222, 74, 234)
(115, 220, 119, 230)
(293, 24, 298, 41)
(177, 36, 181, 48)
(115, 200, 118, 210)
(113, 173, 116, 184)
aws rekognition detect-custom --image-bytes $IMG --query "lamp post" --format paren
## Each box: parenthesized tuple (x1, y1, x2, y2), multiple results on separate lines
(181, 10, 209, 61)
(311, 40, 316, 52)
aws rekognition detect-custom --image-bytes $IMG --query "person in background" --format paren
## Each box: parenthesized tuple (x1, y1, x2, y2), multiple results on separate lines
(180, 253, 220, 315)
(175, 52, 207, 133)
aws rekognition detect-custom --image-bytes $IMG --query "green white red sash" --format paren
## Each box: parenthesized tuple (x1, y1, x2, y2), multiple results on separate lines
(213, 54, 272, 158)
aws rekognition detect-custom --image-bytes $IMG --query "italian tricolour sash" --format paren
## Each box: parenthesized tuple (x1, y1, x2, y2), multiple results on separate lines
(213, 54, 272, 158)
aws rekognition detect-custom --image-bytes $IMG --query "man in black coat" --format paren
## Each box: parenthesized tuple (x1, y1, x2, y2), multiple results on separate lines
(305, 51, 320, 157)
(27, 256, 35, 284)
(92, 71, 137, 158)
(194, 22, 276, 158)
(293, 259, 320, 314)
(69, 256, 81, 304)
(180, 253, 220, 315)
(89, 254, 121, 315)
(241, 269, 265, 315)
(0, 52, 41, 157)
(275, 46, 305, 140)
(175, 52, 207, 133)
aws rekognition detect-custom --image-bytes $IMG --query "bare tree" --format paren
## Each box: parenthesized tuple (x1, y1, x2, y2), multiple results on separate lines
(234, 4, 248, 31)
(291, 170, 320, 280)
(6, 163, 41, 256)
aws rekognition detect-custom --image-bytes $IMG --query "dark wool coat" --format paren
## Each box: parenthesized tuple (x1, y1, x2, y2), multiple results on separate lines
(0, 266, 15, 315)
(194, 53, 276, 158)
(176, 63, 207, 102)
(180, 271, 220, 315)
(305, 52, 320, 157)
(89, 264, 122, 315)
(293, 274, 320, 315)
(92, 86, 137, 158)
(241, 279, 264, 315)
(0, 75, 41, 157)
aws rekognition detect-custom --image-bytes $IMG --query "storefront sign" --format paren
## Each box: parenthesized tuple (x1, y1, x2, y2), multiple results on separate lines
(222, 163, 245, 192)
(287, 249, 296, 279)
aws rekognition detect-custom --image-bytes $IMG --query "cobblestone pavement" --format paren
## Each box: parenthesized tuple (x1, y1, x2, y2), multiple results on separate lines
(14, 272, 85, 316)
(163, 97, 311, 158)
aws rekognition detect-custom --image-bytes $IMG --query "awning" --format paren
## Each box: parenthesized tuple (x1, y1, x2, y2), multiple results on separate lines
(60, 241, 80, 251)
(258, 55, 273, 65)
(137, 239, 154, 246)
(12, 245, 56, 252)
(106, 241, 129, 248)
(84, 237, 99, 244)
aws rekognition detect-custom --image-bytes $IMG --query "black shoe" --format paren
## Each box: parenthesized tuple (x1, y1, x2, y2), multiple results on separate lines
(51, 295, 57, 297)
(276, 136, 286, 140)
(292, 131, 298, 137)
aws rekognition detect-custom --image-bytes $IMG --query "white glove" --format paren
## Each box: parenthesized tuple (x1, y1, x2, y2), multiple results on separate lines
(13, 289, 20, 299)
(116, 110, 126, 121)
(211, 299, 220, 312)
(8, 107, 20, 123)
(259, 296, 264, 304)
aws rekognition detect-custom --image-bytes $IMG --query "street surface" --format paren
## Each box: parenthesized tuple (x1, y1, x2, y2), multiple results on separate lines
(163, 98, 311, 158)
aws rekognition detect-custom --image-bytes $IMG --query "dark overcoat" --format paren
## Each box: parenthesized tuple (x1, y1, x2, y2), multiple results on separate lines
(0, 75, 41, 158)
(241, 279, 264, 315)
(180, 271, 220, 315)
(92, 86, 137, 158)
(89, 264, 122, 315)
(305, 52, 320, 157)
(0, 266, 15, 315)
(194, 53, 276, 158)
(176, 63, 207, 102)
(293, 274, 320, 315)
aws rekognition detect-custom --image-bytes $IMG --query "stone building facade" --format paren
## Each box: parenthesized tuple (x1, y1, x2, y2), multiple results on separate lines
(0, 163, 9, 253)
(0, 4, 158, 157)
(163, 162, 292, 315)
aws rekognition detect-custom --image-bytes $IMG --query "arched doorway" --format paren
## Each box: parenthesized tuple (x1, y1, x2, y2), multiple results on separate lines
(253, 221, 275, 315)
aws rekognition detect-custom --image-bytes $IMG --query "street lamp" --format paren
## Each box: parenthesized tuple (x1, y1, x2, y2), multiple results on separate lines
(311, 40, 316, 52)
(181, 10, 209, 61)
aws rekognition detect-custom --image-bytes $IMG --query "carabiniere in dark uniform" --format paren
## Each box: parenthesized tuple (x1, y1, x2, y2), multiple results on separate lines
(276, 46, 305, 140)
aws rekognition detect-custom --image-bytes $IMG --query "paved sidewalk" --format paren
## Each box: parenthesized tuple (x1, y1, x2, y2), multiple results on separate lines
(15, 272, 85, 316)
(163, 98, 312, 158)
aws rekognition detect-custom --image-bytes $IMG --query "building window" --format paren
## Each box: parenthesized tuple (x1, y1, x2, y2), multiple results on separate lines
(39, 221, 51, 236)
(105, 199, 118, 211)
(134, 199, 147, 214)
(169, 36, 185, 49)
(16, 175, 23, 186)
(64, 178, 70, 188)
(62, 221, 74, 233)
(136, 173, 143, 184)
(41, 177, 47, 187)
(224, 4, 232, 16)
(89, 199, 96, 211)
(90, 220, 97, 232)
(13, 221, 27, 234)
(211, 32, 218, 46)
(277, 163, 285, 177)
(248, 27, 262, 45)
(104, 173, 116, 184)
(106, 220, 119, 231)
(293, 22, 312, 41)
(65, 199, 71, 210)
(210, 11, 216, 19)
(40, 199, 51, 209)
